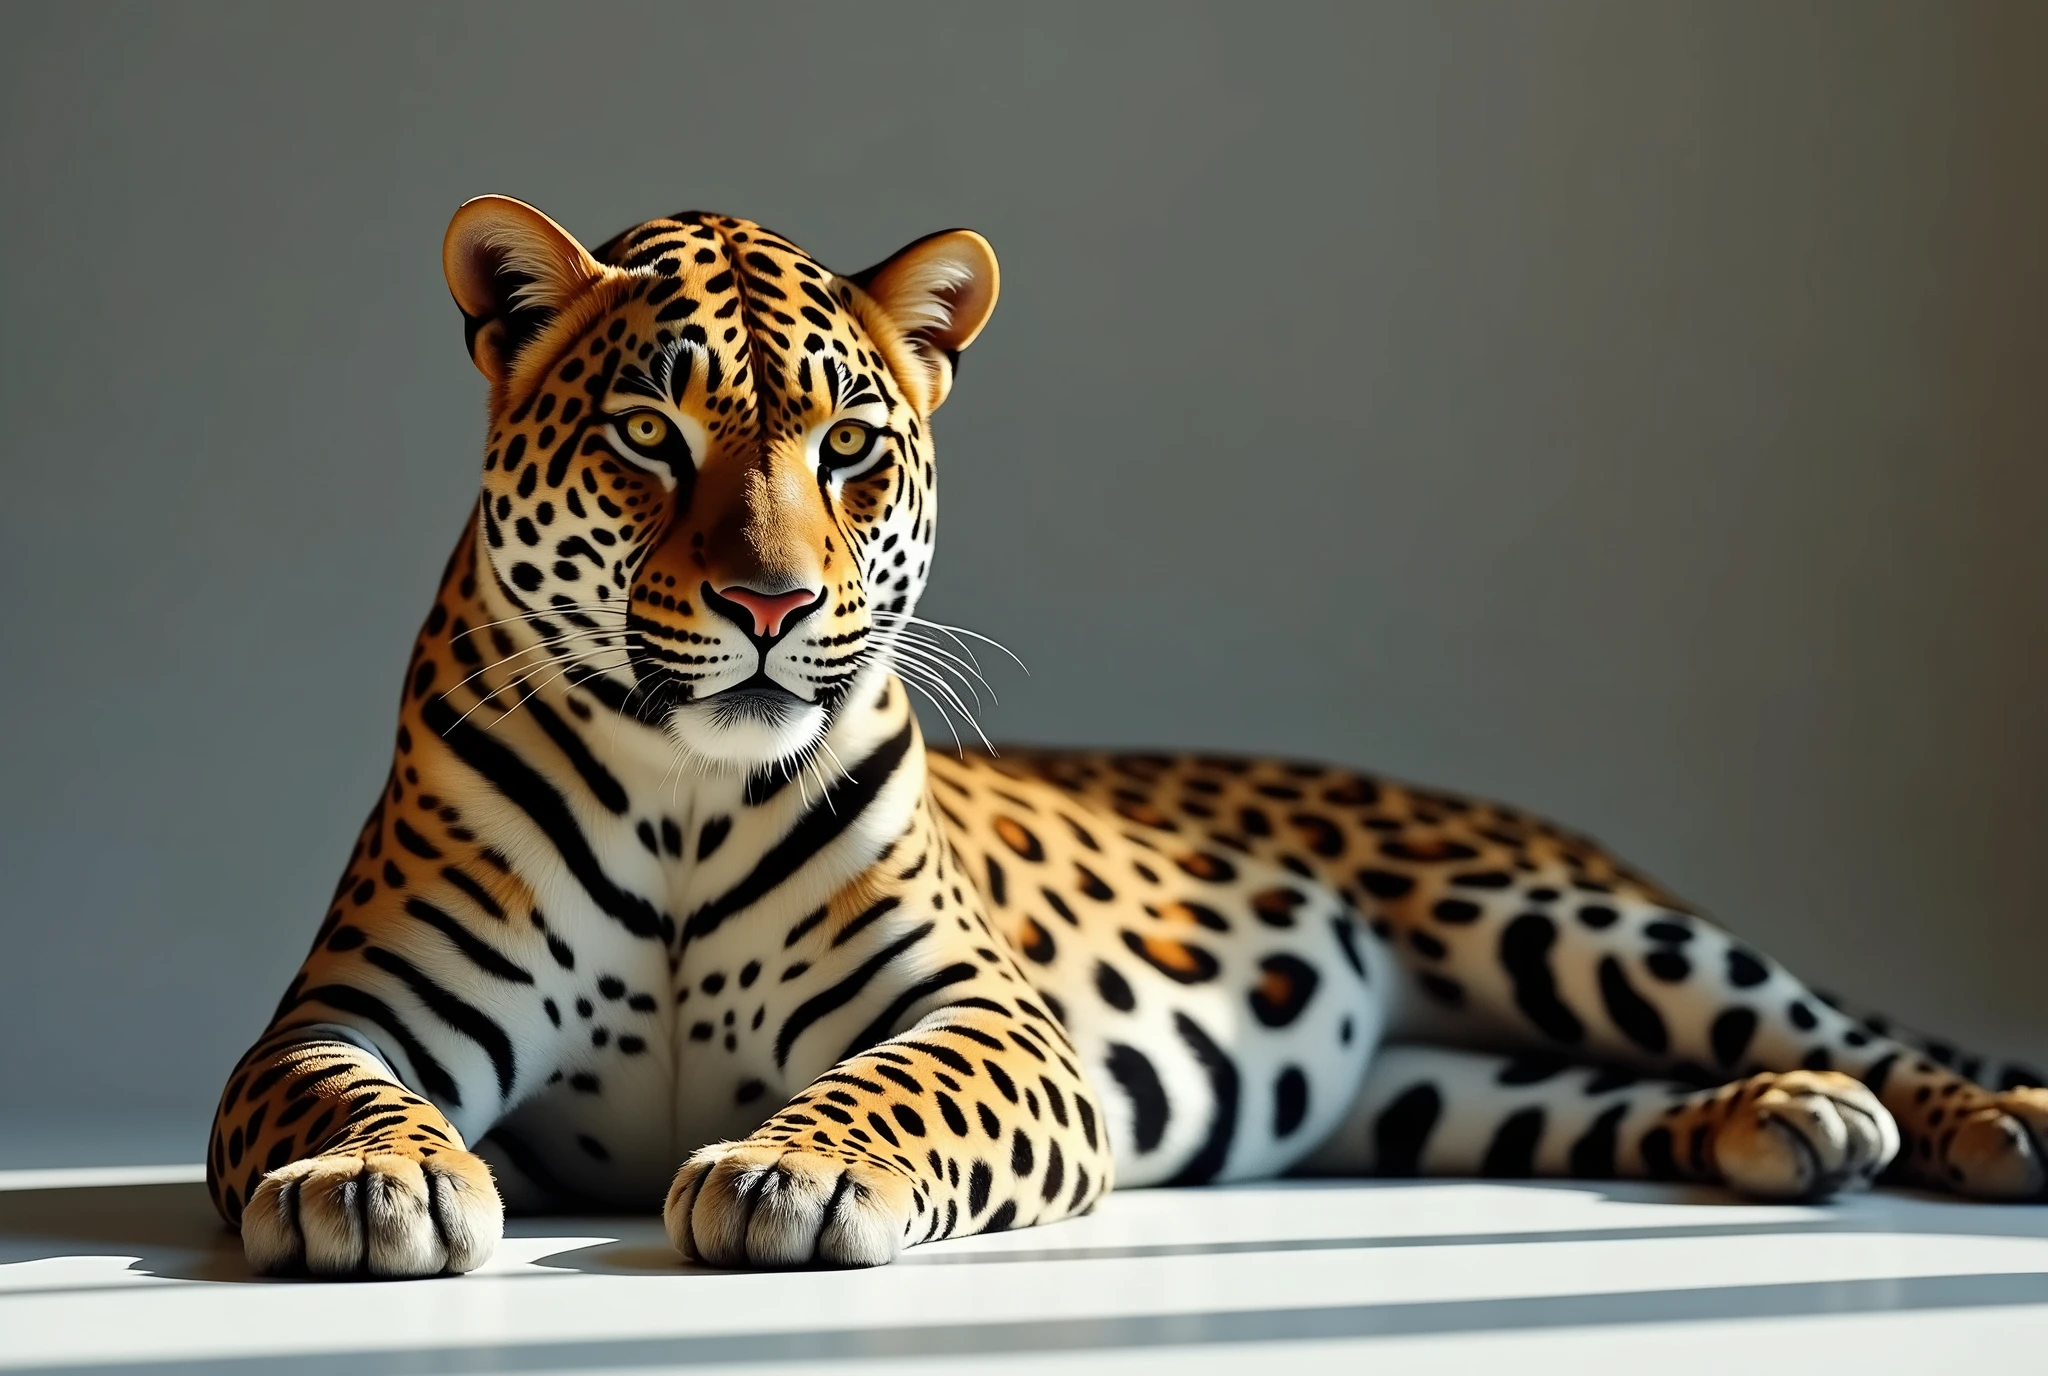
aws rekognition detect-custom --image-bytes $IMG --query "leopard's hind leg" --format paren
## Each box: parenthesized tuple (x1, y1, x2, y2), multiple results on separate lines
(1304, 1045, 1896, 1200)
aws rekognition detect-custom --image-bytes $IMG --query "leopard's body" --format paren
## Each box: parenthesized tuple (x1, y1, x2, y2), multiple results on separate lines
(208, 198, 2048, 1277)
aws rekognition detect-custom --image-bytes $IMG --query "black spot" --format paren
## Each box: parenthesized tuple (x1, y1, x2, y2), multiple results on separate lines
(1481, 1107, 1545, 1177)
(1419, 972, 1466, 1006)
(1584, 1066, 1639, 1095)
(994, 817, 1044, 861)
(735, 1079, 766, 1105)
(1726, 947, 1770, 988)
(1497, 1052, 1570, 1086)
(1646, 950, 1692, 983)
(1094, 962, 1136, 1012)
(1788, 1000, 1818, 1031)
(1017, 917, 1057, 964)
(1175, 851, 1237, 883)
(1500, 913, 1584, 1043)
(1163, 1013, 1239, 1186)
(1598, 956, 1668, 1055)
(983, 1200, 1017, 1233)
(1432, 898, 1482, 924)
(1643, 919, 1693, 943)
(1120, 930, 1220, 984)
(1639, 1126, 1681, 1180)
(1381, 839, 1477, 862)
(1250, 887, 1302, 927)
(1710, 1008, 1759, 1068)
(1010, 1129, 1035, 1177)
(1248, 954, 1320, 1027)
(967, 1158, 992, 1215)
(1569, 1103, 1629, 1177)
(1274, 1066, 1309, 1137)
(1289, 813, 1344, 857)
(1074, 863, 1115, 902)
(1577, 904, 1619, 929)
(697, 815, 731, 860)
(392, 819, 441, 860)
(1041, 1140, 1066, 1202)
(1373, 1084, 1442, 1175)
(1104, 1042, 1169, 1152)
(1356, 869, 1414, 899)
(983, 1058, 1018, 1103)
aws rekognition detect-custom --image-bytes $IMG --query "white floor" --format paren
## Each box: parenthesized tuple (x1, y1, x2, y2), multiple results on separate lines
(2, 1166, 2044, 1374)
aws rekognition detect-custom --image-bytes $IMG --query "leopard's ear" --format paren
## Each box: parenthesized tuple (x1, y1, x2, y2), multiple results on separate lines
(443, 195, 606, 383)
(849, 229, 999, 413)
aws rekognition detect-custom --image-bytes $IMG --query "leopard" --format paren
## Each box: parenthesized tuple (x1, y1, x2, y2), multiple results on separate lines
(206, 195, 2048, 1277)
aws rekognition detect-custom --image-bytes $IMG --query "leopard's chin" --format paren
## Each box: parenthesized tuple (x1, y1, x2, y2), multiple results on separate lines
(664, 690, 828, 773)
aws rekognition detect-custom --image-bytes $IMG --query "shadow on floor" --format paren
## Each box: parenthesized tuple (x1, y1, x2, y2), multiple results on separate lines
(3, 1175, 2043, 1286)
(519, 1176, 2048, 1277)
(0, 1180, 251, 1283)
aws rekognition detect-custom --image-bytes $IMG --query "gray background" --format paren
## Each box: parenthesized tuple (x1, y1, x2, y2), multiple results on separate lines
(2, 2, 2042, 1162)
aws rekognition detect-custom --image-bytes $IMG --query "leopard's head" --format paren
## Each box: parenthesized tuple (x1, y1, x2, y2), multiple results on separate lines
(443, 197, 996, 769)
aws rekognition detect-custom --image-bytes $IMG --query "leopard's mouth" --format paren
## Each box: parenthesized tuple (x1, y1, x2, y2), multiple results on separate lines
(700, 673, 809, 725)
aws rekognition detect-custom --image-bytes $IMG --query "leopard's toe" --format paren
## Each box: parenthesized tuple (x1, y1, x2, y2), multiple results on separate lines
(1714, 1070, 1898, 1201)
(1939, 1087, 2048, 1200)
(665, 1141, 913, 1269)
(243, 1148, 501, 1278)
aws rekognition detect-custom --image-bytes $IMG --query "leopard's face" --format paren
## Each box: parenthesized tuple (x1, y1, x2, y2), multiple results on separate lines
(447, 202, 996, 770)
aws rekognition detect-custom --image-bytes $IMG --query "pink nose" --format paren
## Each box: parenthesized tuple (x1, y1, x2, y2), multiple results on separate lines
(718, 585, 823, 639)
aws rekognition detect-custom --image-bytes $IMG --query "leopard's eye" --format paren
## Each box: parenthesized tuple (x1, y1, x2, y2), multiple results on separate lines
(826, 422, 871, 460)
(820, 419, 886, 474)
(622, 411, 670, 450)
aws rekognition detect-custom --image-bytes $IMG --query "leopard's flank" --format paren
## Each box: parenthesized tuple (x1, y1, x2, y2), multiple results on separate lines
(209, 197, 2048, 1277)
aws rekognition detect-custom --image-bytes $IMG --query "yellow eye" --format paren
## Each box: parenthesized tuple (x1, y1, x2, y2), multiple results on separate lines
(827, 422, 868, 457)
(622, 412, 670, 449)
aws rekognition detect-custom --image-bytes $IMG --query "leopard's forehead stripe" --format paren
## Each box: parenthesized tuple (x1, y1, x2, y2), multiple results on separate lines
(591, 213, 910, 445)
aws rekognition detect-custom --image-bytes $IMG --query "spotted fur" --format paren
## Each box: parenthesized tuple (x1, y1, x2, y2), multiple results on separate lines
(207, 197, 2048, 1278)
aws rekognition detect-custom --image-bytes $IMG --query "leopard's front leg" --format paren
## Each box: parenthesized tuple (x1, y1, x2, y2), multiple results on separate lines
(666, 1002, 1107, 1266)
(209, 1031, 502, 1276)
(664, 815, 1114, 1268)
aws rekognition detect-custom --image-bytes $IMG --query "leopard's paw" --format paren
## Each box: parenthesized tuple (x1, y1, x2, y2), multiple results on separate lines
(1939, 1087, 2048, 1199)
(664, 1141, 913, 1268)
(1713, 1070, 1899, 1201)
(242, 1149, 502, 1278)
